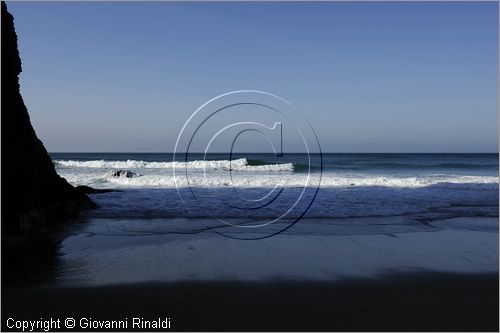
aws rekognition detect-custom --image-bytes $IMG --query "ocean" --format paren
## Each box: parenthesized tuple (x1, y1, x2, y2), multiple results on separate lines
(52, 152, 498, 218)
(50, 153, 499, 285)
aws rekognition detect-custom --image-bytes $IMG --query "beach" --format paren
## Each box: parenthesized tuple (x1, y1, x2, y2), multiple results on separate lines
(50, 216, 497, 285)
(3, 215, 498, 331)
(2, 153, 498, 331)
(3, 272, 498, 331)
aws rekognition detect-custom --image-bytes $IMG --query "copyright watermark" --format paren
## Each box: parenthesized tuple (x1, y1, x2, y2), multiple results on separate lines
(173, 90, 322, 239)
(5, 317, 172, 331)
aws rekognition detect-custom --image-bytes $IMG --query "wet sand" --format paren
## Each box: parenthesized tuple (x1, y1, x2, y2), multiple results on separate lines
(2, 272, 498, 331)
(3, 216, 498, 331)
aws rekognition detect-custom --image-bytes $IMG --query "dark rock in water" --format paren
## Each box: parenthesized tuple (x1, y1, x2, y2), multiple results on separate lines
(1, 3, 95, 234)
(75, 185, 116, 194)
(110, 170, 140, 178)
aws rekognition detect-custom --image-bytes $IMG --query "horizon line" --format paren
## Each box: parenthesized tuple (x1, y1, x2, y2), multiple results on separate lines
(48, 151, 500, 154)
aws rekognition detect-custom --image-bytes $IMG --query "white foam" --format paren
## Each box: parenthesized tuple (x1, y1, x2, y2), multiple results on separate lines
(54, 157, 499, 190)
(55, 158, 294, 172)
(58, 170, 498, 189)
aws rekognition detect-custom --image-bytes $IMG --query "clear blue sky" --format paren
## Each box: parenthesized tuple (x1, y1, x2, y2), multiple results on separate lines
(7, 1, 499, 153)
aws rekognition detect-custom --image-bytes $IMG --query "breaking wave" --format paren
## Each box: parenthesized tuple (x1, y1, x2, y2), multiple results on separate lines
(55, 158, 294, 172)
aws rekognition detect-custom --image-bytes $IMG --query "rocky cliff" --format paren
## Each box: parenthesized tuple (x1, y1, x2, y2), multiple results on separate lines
(1, 2, 95, 234)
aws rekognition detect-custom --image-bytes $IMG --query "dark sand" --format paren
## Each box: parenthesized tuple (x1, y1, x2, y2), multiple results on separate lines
(2, 272, 498, 331)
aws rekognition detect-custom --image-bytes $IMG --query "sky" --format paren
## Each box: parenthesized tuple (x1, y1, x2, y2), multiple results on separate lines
(7, 1, 499, 153)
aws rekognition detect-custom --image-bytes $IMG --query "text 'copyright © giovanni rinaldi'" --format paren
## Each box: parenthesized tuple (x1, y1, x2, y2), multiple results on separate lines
(6, 317, 172, 331)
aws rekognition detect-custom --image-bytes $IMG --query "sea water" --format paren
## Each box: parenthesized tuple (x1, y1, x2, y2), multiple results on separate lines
(50, 153, 499, 285)
(52, 153, 498, 219)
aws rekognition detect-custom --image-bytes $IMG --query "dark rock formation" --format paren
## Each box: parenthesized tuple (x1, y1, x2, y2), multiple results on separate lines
(1, 2, 95, 234)
(75, 185, 116, 194)
(110, 170, 140, 178)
